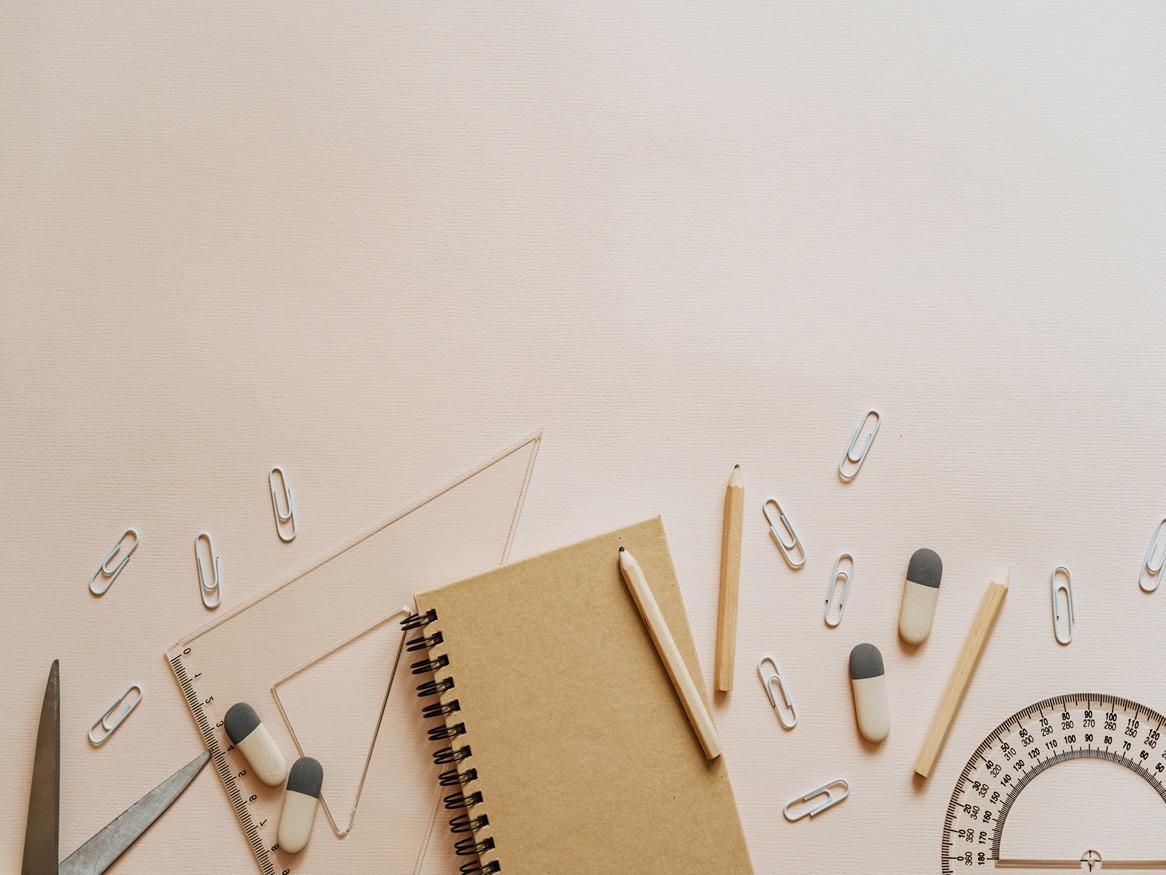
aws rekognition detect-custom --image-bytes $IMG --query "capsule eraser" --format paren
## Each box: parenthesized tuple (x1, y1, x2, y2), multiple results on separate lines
(224, 702, 288, 787)
(898, 548, 943, 645)
(849, 643, 890, 743)
(278, 757, 323, 854)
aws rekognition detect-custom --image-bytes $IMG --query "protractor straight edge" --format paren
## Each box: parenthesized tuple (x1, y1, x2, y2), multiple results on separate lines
(942, 693, 1166, 873)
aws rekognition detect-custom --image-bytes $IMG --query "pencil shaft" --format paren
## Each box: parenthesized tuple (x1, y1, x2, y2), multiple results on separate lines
(715, 466, 744, 692)
(620, 547, 722, 760)
(914, 579, 1008, 778)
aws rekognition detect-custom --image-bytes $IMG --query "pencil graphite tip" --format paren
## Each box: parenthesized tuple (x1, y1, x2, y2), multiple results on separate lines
(619, 546, 626, 553)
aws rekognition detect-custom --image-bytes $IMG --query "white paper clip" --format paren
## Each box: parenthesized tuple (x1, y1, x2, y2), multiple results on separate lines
(763, 497, 806, 569)
(1139, 518, 1166, 593)
(195, 532, 222, 610)
(757, 656, 798, 729)
(783, 778, 849, 822)
(269, 466, 297, 543)
(838, 410, 880, 482)
(88, 683, 143, 746)
(1051, 566, 1075, 645)
(88, 528, 140, 596)
(824, 553, 854, 628)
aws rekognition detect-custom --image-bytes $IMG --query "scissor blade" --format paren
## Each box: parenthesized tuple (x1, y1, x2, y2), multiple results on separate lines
(22, 659, 60, 875)
(58, 752, 210, 875)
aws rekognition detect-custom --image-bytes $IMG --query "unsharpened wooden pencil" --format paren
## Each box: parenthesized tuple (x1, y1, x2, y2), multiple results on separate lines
(914, 570, 1009, 778)
(715, 465, 744, 692)
(619, 546, 722, 760)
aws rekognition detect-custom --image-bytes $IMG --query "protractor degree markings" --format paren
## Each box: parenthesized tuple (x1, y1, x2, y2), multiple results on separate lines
(943, 694, 1166, 873)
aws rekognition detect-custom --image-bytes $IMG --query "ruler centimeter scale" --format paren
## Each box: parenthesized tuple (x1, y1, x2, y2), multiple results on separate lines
(170, 648, 285, 875)
(942, 693, 1166, 873)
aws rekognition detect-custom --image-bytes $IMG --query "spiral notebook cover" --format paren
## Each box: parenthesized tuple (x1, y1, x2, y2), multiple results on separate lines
(408, 516, 754, 874)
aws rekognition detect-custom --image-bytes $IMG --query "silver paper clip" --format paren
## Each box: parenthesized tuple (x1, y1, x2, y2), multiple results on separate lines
(838, 410, 880, 482)
(1051, 566, 1074, 645)
(824, 553, 854, 628)
(1139, 518, 1166, 593)
(88, 528, 140, 596)
(757, 656, 798, 729)
(784, 778, 849, 822)
(195, 532, 222, 610)
(269, 466, 297, 543)
(763, 497, 806, 569)
(88, 683, 143, 746)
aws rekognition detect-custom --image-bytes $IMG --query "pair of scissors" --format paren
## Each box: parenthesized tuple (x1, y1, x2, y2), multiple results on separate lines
(21, 661, 210, 874)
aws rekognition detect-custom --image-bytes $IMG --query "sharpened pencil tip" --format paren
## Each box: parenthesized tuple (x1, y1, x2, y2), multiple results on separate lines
(619, 546, 626, 553)
(733, 464, 739, 469)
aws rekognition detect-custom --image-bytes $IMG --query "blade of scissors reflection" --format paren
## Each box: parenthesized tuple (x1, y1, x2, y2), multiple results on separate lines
(57, 752, 210, 875)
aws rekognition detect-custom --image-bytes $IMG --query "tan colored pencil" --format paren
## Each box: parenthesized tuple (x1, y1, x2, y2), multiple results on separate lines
(715, 465, 744, 692)
(619, 546, 722, 760)
(914, 570, 1009, 778)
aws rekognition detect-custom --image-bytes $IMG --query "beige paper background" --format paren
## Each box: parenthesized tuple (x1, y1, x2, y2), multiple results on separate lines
(3, 3, 1166, 872)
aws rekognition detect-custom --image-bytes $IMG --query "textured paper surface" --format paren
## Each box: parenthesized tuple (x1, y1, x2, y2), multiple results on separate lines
(4, 3, 1166, 872)
(415, 518, 752, 873)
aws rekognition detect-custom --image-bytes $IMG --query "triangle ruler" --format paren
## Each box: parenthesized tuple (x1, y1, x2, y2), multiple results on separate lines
(166, 433, 540, 875)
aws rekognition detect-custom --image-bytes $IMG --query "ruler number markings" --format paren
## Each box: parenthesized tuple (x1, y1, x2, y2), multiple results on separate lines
(170, 647, 290, 875)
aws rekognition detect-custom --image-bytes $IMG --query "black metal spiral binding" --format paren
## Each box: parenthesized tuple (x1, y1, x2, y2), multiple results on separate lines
(444, 789, 483, 809)
(461, 860, 501, 875)
(417, 677, 455, 697)
(456, 836, 495, 856)
(439, 766, 477, 786)
(403, 610, 500, 873)
(410, 652, 449, 674)
(428, 722, 466, 742)
(422, 698, 461, 719)
(451, 813, 490, 833)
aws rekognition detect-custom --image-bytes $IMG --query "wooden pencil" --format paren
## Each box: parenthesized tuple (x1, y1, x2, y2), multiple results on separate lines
(619, 546, 722, 760)
(715, 465, 744, 692)
(914, 572, 1009, 778)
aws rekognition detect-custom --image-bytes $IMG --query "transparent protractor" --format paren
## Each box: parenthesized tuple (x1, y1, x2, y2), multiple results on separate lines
(942, 694, 1166, 873)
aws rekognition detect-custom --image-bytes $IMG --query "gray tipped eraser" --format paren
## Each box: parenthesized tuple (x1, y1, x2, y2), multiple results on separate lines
(849, 643, 884, 679)
(906, 548, 943, 588)
(849, 643, 890, 742)
(279, 757, 324, 853)
(287, 757, 324, 798)
(224, 702, 260, 744)
(900, 548, 943, 644)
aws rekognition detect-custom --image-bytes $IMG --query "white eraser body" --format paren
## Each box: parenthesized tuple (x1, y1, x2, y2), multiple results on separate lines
(237, 724, 288, 787)
(279, 789, 319, 854)
(851, 674, 890, 743)
(899, 580, 940, 645)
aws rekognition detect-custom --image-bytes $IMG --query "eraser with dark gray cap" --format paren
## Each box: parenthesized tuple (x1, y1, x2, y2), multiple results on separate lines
(899, 548, 943, 645)
(279, 757, 324, 854)
(849, 643, 889, 743)
(224, 702, 287, 787)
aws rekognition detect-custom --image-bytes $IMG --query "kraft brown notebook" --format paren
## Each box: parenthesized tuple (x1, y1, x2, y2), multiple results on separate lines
(402, 517, 754, 874)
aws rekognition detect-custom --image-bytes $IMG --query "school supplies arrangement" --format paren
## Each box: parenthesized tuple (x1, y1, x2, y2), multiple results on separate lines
(62, 397, 1166, 872)
(404, 517, 754, 874)
(166, 435, 540, 875)
(20, 661, 209, 874)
